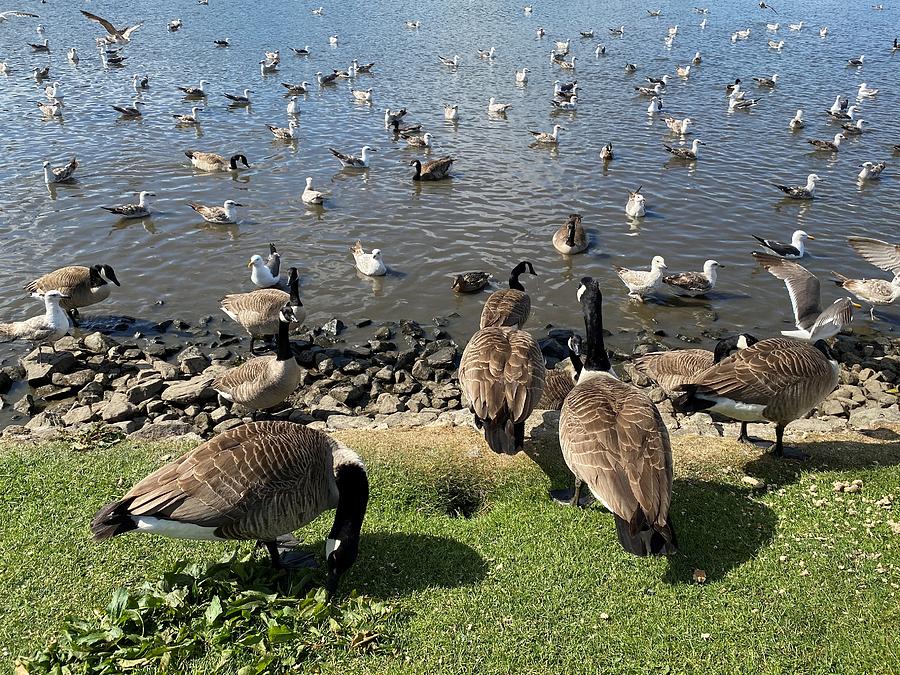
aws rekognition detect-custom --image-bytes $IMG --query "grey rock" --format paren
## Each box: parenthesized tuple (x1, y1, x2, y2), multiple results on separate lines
(821, 399, 846, 417)
(83, 332, 117, 353)
(129, 421, 198, 441)
(51, 369, 94, 388)
(101, 394, 139, 423)
(325, 415, 375, 430)
(212, 418, 245, 434)
(322, 318, 345, 336)
(374, 393, 405, 415)
(849, 406, 900, 429)
(62, 405, 100, 426)
(426, 346, 457, 367)
(23, 351, 76, 386)
(125, 378, 165, 405)
(160, 376, 215, 405)
(13, 394, 37, 415)
(383, 411, 438, 428)
(329, 385, 365, 406)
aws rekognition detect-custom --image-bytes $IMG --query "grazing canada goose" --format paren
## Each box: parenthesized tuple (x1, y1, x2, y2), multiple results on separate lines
(842, 119, 865, 136)
(224, 89, 252, 104)
(90, 421, 368, 594)
(80, 10, 143, 42)
(189, 200, 244, 224)
(539, 336, 583, 410)
(664, 117, 692, 135)
(647, 96, 663, 114)
(101, 191, 155, 219)
(350, 241, 387, 276)
(0, 290, 71, 355)
(480, 261, 537, 329)
(556, 278, 677, 556)
(301, 177, 325, 205)
(173, 106, 202, 125)
(676, 338, 839, 459)
(42, 157, 78, 184)
(25, 264, 119, 318)
(665, 139, 704, 160)
(214, 38, 230, 47)
(178, 80, 210, 97)
(789, 109, 805, 130)
(488, 97, 512, 115)
(753, 229, 813, 258)
(663, 259, 722, 296)
(625, 186, 646, 218)
(444, 104, 459, 121)
(185, 151, 249, 172)
(458, 323, 546, 454)
(404, 132, 432, 148)
(753, 252, 855, 340)
(330, 145, 376, 169)
(267, 120, 299, 140)
(351, 88, 373, 102)
(529, 125, 563, 144)
(552, 214, 588, 254)
(438, 54, 460, 67)
(112, 100, 144, 117)
(599, 143, 614, 161)
(753, 73, 779, 87)
(451, 271, 492, 293)
(37, 100, 62, 117)
(222, 268, 303, 353)
(808, 133, 844, 152)
(614, 256, 667, 301)
(248, 244, 283, 289)
(858, 161, 886, 181)
(847, 236, 900, 277)
(282, 81, 309, 95)
(772, 175, 820, 201)
(832, 271, 900, 320)
(409, 156, 453, 181)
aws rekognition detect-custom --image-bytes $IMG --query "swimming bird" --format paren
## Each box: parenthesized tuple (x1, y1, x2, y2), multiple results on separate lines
(820, 26, 828, 37)
(676, 65, 691, 78)
(350, 241, 387, 277)
(285, 97, 301, 116)
(330, 145, 376, 169)
(626, 186, 646, 217)
(553, 214, 588, 254)
(0, 290, 70, 355)
(556, 278, 677, 556)
(789, 109, 805, 130)
(301, 177, 325, 205)
(42, 157, 78, 184)
(699, 18, 707, 28)
(625, 63, 637, 73)
(451, 272, 492, 293)
(893, 38, 899, 52)
(536, 27, 545, 38)
(848, 237, 900, 278)
(351, 88, 372, 103)
(351, 60, 375, 74)
(609, 26, 624, 36)
(551, 95, 577, 111)
(599, 143, 614, 161)
(488, 97, 512, 115)
(767, 22, 779, 30)
(259, 59, 278, 75)
(663, 260, 722, 296)
(648, 8, 662, 16)
(173, 106, 202, 125)
(858, 161, 885, 180)
(477, 46, 496, 59)
(832, 271, 900, 320)
(384, 108, 407, 127)
(443, 104, 459, 121)
(635, 82, 663, 96)
(692, 51, 701, 64)
(554, 39, 570, 54)
(595, 44, 606, 56)
(767, 39, 785, 49)
(291, 46, 310, 57)
(664, 139, 704, 160)
(438, 54, 460, 68)
(857, 83, 878, 97)
(675, 337, 839, 459)
(42, 82, 61, 99)
(221, 268, 303, 353)
(185, 151, 249, 172)
(827, 104, 858, 121)
(67, 47, 78, 63)
(214, 38, 230, 47)
(189, 200, 243, 224)
(525, 5, 533, 14)
(480, 261, 536, 329)
(753, 73, 779, 87)
(167, 18, 182, 31)
(32, 65, 50, 81)
(80, 10, 143, 43)
(732, 28, 751, 41)
(529, 125, 563, 145)
(647, 96, 663, 113)
(829, 95, 849, 114)
(558, 56, 577, 70)
(664, 117, 692, 134)
(404, 132, 432, 148)
(224, 89, 252, 104)
(329, 35, 338, 45)
(101, 191, 155, 219)
(29, 39, 49, 52)
(37, 100, 62, 116)
(266, 120, 299, 140)
(409, 156, 453, 181)
(759, 1, 777, 11)
(131, 74, 150, 91)
(312, 6, 324, 14)
(282, 81, 309, 95)
(847, 54, 865, 66)
(515, 67, 529, 84)
(178, 79, 209, 98)
(753, 252, 855, 341)
(753, 229, 814, 257)
(773, 175, 820, 201)
(315, 71, 338, 86)
(0, 63, 7, 75)
(0, 10, 38, 22)
(788, 21, 803, 30)
(405, 20, 420, 28)
(25, 264, 119, 319)
(842, 119, 865, 136)
(615, 256, 667, 300)
(729, 94, 759, 110)
(808, 133, 844, 152)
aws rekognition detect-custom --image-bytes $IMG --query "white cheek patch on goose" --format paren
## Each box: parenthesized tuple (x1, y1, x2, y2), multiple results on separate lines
(577, 284, 586, 302)
(325, 538, 342, 558)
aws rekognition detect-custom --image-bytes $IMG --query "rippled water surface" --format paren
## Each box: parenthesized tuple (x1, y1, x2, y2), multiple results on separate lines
(1, 0, 898, 360)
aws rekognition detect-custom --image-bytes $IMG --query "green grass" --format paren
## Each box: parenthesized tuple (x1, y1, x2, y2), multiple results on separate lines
(2, 425, 900, 673)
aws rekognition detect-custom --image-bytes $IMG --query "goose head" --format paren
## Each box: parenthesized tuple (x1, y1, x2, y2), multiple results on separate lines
(98, 264, 121, 286)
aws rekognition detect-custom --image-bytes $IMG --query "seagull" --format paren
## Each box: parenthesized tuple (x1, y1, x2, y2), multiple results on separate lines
(477, 46, 496, 59)
(265, 120, 299, 140)
(646, 73, 670, 86)
(350, 241, 387, 276)
(788, 21, 803, 30)
(438, 54, 460, 67)
(773, 175, 821, 201)
(665, 139, 704, 160)
(767, 39, 785, 49)
(753, 252, 855, 341)
(188, 200, 243, 224)
(858, 161, 886, 181)
(635, 83, 663, 96)
(752, 73, 779, 87)
(351, 88, 373, 103)
(263, 49, 280, 64)
(558, 56, 577, 70)
(808, 133, 845, 152)
(29, 39, 49, 52)
(316, 71, 338, 85)
(664, 117, 691, 134)
(555, 40, 570, 54)
(173, 106, 202, 125)
(648, 9, 662, 16)
(893, 38, 900, 52)
(352, 60, 375, 74)
(599, 143, 614, 161)
(729, 94, 759, 110)
(282, 81, 309, 95)
(524, 5, 533, 14)
(516, 67, 529, 84)
(664, 260, 723, 296)
(36, 100, 62, 116)
(0, 10, 39, 22)
(529, 125, 563, 144)
(0, 63, 7, 75)
(609, 26, 624, 36)
(178, 80, 210, 97)
(829, 95, 849, 114)
(595, 44, 606, 56)
(286, 96, 300, 115)
(42, 157, 78, 184)
(384, 108, 407, 126)
(101, 191, 155, 219)
(647, 96, 663, 113)
(625, 186, 646, 217)
(311, 6, 324, 15)
(32, 65, 50, 81)
(692, 51, 702, 64)
(847, 54, 865, 66)
(131, 73, 150, 91)
(302, 177, 325, 205)
(676, 64, 691, 78)
(842, 119, 865, 135)
(248, 245, 282, 288)
(625, 63, 637, 73)
(112, 100, 145, 117)
(827, 104, 858, 121)
(329, 145, 376, 168)
(819, 26, 828, 37)
(699, 18, 707, 28)
(536, 27, 545, 38)
(767, 22, 779, 30)
(259, 59, 278, 75)
(43, 82, 62, 101)
(404, 132, 432, 148)
(67, 47, 78, 63)
(551, 95, 577, 111)
(759, 1, 777, 11)
(167, 19, 182, 32)
(789, 109, 805, 129)
(214, 38, 230, 47)
(405, 20, 420, 28)
(848, 236, 900, 280)
(488, 97, 512, 114)
(80, 10, 143, 43)
(614, 256, 667, 301)
(580, 30, 594, 38)
(732, 28, 751, 41)
(725, 78, 742, 94)
(328, 34, 339, 45)
(444, 104, 459, 121)
(224, 88, 252, 104)
(291, 46, 310, 56)
(753, 229, 814, 257)
(857, 83, 878, 97)
(832, 272, 900, 320)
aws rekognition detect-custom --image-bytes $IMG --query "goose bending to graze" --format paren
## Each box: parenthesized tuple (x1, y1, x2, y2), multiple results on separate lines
(664, 138, 704, 160)
(557, 278, 677, 556)
(753, 252, 855, 341)
(480, 261, 537, 329)
(808, 133, 844, 152)
(753, 229, 813, 258)
(858, 161, 885, 181)
(189, 200, 244, 224)
(614, 256, 667, 301)
(351, 241, 386, 276)
(625, 186, 645, 217)
(772, 175, 820, 201)
(451, 271, 491, 293)
(224, 89, 253, 104)
(832, 271, 900, 320)
(488, 97, 512, 114)
(25, 264, 120, 316)
(222, 268, 303, 353)
(539, 336, 583, 410)
(90, 420, 368, 594)
(185, 151, 249, 172)
(847, 236, 900, 277)
(409, 156, 453, 181)
(178, 80, 210, 97)
(330, 145, 376, 169)
(302, 177, 325, 205)
(112, 100, 145, 117)
(173, 106, 202, 125)
(553, 214, 587, 254)
(529, 124, 563, 144)
(80, 10, 143, 42)
(42, 157, 78, 184)
(101, 191, 154, 219)
(248, 243, 283, 289)
(676, 338, 839, 459)
(458, 323, 545, 455)
(0, 291, 71, 356)
(663, 259, 722, 296)
(267, 120, 299, 140)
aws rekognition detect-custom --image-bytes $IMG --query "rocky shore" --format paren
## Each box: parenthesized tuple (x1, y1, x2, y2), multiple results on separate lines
(0, 315, 898, 444)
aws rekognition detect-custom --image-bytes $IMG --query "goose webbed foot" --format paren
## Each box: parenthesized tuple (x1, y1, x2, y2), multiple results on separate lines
(550, 479, 595, 508)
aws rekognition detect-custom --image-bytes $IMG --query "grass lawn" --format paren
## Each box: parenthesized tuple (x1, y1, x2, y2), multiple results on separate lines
(2, 422, 899, 673)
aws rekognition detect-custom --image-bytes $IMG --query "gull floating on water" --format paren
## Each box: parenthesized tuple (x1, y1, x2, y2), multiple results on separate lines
(676, 65, 691, 78)
(37, 99, 62, 116)
(858, 161, 886, 181)
(773, 175, 821, 200)
(580, 30, 594, 38)
(214, 38, 229, 47)
(80, 10, 143, 43)
(329, 35, 339, 45)
(819, 26, 828, 37)
(536, 27, 545, 38)
(614, 256, 667, 301)
(842, 119, 865, 135)
(609, 26, 624, 36)
(33, 66, 50, 81)
(403, 132, 432, 148)
(67, 47, 78, 63)
(189, 200, 243, 224)
(286, 96, 300, 115)
(729, 93, 759, 110)
(405, 20, 420, 29)
(173, 106, 202, 125)
(316, 71, 338, 85)
(635, 82, 663, 96)
(302, 177, 325, 205)
(477, 46, 496, 59)
(551, 95, 577, 111)
(42, 157, 78, 184)
(439, 54, 460, 68)
(732, 28, 751, 41)
(30, 39, 49, 52)
(847, 54, 864, 66)
(753, 229, 814, 257)
(648, 9, 662, 16)
(112, 100, 145, 117)
(291, 46, 310, 56)
(259, 59, 278, 75)
(43, 82, 62, 101)
(312, 7, 324, 15)
(665, 139, 704, 160)
(699, 18, 707, 28)
(600, 143, 614, 161)
(767, 22, 779, 30)
(168, 19, 182, 32)
(224, 88, 252, 104)
(828, 104, 858, 121)
(857, 83, 878, 97)
(352, 60, 375, 74)
(789, 109, 805, 129)
(625, 63, 637, 73)
(351, 87, 373, 103)
(443, 104, 459, 121)
(384, 108, 407, 127)
(808, 133, 844, 152)
(515, 67, 529, 84)
(647, 96, 663, 113)
(178, 80, 209, 97)
(595, 44, 606, 56)
(131, 74, 150, 91)
(524, 5, 533, 14)
(282, 81, 309, 95)
(664, 260, 723, 296)
(488, 97, 512, 114)
(664, 116, 691, 134)
(351, 241, 387, 276)
(102, 191, 155, 219)
(266, 120, 299, 140)
(625, 186, 646, 217)
(788, 21, 803, 30)
(330, 145, 376, 168)
(767, 39, 785, 50)
(529, 125, 563, 144)
(753, 73, 779, 87)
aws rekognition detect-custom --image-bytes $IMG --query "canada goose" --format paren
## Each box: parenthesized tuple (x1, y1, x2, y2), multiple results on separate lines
(557, 277, 677, 556)
(753, 229, 813, 257)
(480, 261, 537, 329)
(664, 117, 692, 134)
(42, 157, 78, 184)
(185, 151, 249, 172)
(404, 132, 432, 148)
(599, 143, 614, 161)
(330, 145, 376, 169)
(488, 97, 512, 115)
(25, 264, 120, 316)
(443, 104, 459, 121)
(772, 175, 820, 201)
(224, 89, 253, 104)
(789, 109, 805, 130)
(625, 186, 646, 218)
(451, 271, 492, 293)
(553, 214, 588, 254)
(112, 100, 144, 117)
(212, 306, 301, 411)
(101, 191, 155, 219)
(832, 271, 900, 320)
(80, 10, 143, 42)
(842, 119, 865, 136)
(173, 106, 203, 125)
(752, 73, 779, 87)
(538, 335, 583, 410)
(350, 241, 387, 276)
(753, 252, 855, 341)
(246, 241, 282, 287)
(529, 125, 563, 144)
(90, 421, 368, 595)
(222, 268, 303, 352)
(301, 177, 325, 205)
(664, 139, 704, 160)
(409, 156, 453, 181)
(282, 81, 309, 95)
(676, 338, 839, 459)
(0, 290, 71, 355)
(808, 133, 844, 153)
(663, 259, 722, 296)
(267, 120, 299, 141)
(858, 161, 886, 181)
(614, 256, 667, 301)
(458, 324, 546, 455)
(178, 79, 210, 97)
(188, 200, 244, 224)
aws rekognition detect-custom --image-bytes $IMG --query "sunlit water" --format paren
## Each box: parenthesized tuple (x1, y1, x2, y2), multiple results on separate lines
(1, 0, 898, 369)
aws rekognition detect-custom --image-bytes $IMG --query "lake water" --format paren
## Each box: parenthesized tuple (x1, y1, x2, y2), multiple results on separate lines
(1, 0, 898, 366)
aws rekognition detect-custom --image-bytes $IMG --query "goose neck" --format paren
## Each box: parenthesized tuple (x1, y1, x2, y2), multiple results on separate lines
(276, 318, 292, 360)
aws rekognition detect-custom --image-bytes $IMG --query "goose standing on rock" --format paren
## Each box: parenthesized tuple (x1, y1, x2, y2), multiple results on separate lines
(248, 244, 283, 289)
(552, 214, 588, 254)
(90, 420, 369, 595)
(409, 156, 453, 181)
(663, 259, 722, 296)
(101, 191, 154, 219)
(221, 268, 304, 353)
(0, 291, 71, 356)
(185, 151, 249, 172)
(480, 261, 537, 329)
(752, 229, 813, 257)
(614, 256, 667, 301)
(556, 278, 677, 557)
(350, 241, 387, 276)
(188, 200, 244, 224)
(25, 264, 120, 318)
(42, 157, 78, 184)
(772, 175, 820, 200)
